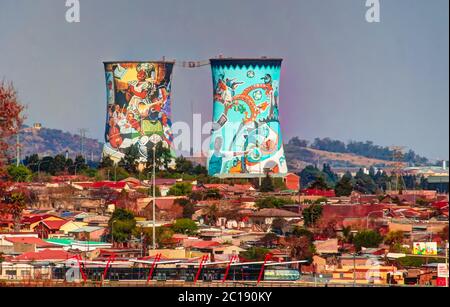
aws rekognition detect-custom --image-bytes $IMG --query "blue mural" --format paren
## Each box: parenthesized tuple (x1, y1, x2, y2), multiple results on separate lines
(208, 59, 288, 177)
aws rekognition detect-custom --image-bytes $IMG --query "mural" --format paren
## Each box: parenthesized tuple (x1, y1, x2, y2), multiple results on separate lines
(103, 62, 174, 163)
(208, 59, 288, 177)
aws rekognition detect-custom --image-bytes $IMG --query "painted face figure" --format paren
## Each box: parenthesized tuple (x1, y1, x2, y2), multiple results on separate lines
(137, 70, 147, 81)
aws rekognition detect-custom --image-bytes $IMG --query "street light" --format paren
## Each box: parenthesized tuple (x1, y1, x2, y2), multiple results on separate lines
(148, 135, 160, 251)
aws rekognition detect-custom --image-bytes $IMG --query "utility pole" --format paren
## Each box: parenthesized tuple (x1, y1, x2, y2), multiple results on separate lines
(16, 132, 20, 167)
(79, 128, 88, 160)
(152, 145, 156, 250)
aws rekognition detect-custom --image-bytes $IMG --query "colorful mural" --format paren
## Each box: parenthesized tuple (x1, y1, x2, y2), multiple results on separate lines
(102, 62, 174, 163)
(208, 59, 288, 177)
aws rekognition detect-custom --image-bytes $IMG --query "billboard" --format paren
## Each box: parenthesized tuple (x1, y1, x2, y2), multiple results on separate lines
(208, 59, 288, 177)
(103, 62, 174, 163)
(412, 242, 438, 256)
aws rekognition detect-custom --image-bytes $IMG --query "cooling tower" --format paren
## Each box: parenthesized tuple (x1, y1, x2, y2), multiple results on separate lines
(103, 61, 174, 163)
(208, 58, 288, 177)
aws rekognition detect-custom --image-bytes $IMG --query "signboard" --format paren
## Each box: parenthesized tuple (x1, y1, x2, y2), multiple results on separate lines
(437, 263, 449, 278)
(436, 277, 447, 287)
(412, 242, 438, 256)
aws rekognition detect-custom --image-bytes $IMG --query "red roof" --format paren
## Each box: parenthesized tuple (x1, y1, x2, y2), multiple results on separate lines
(41, 220, 67, 230)
(302, 189, 336, 197)
(188, 241, 221, 249)
(12, 249, 74, 262)
(21, 214, 63, 225)
(4, 237, 59, 248)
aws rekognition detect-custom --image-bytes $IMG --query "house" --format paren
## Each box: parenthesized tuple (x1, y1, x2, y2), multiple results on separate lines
(21, 214, 66, 231)
(284, 173, 300, 191)
(35, 220, 68, 239)
(248, 208, 302, 228)
(59, 221, 88, 234)
(314, 238, 339, 255)
(68, 226, 106, 241)
(1, 237, 61, 254)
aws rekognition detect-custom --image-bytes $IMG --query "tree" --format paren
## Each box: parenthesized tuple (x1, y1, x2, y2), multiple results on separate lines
(23, 154, 40, 172)
(258, 233, 279, 248)
(205, 204, 219, 225)
(174, 156, 194, 174)
(299, 165, 323, 188)
(0, 81, 24, 171)
(168, 182, 192, 196)
(7, 165, 32, 182)
(176, 198, 196, 219)
(119, 146, 139, 174)
(255, 197, 291, 209)
(288, 137, 309, 148)
(2, 191, 27, 232)
(302, 204, 323, 227)
(99, 156, 114, 169)
(285, 236, 315, 263)
(260, 173, 275, 192)
(145, 143, 173, 173)
(322, 164, 338, 187)
(335, 172, 354, 197)
(354, 168, 377, 194)
(171, 218, 198, 235)
(384, 231, 404, 245)
(309, 176, 329, 191)
(240, 247, 270, 261)
(109, 208, 136, 244)
(292, 227, 314, 241)
(271, 218, 289, 235)
(353, 230, 383, 251)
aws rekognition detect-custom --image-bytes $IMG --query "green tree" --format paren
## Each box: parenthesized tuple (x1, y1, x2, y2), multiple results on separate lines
(168, 182, 192, 196)
(292, 227, 314, 241)
(299, 165, 324, 188)
(353, 230, 383, 251)
(120, 146, 139, 174)
(109, 208, 136, 243)
(99, 156, 114, 169)
(354, 169, 377, 194)
(384, 231, 404, 245)
(255, 197, 291, 209)
(23, 154, 40, 172)
(7, 165, 32, 182)
(309, 175, 329, 190)
(335, 172, 354, 197)
(171, 218, 198, 235)
(241, 247, 270, 261)
(286, 236, 316, 263)
(176, 198, 196, 219)
(175, 156, 194, 174)
(322, 164, 338, 187)
(302, 204, 323, 227)
(271, 218, 289, 235)
(260, 173, 275, 192)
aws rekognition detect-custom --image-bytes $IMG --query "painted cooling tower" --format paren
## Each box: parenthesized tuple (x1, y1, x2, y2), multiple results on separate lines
(103, 61, 174, 163)
(208, 58, 288, 177)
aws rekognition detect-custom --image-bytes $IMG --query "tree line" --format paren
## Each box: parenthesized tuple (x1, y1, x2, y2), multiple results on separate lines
(288, 137, 429, 165)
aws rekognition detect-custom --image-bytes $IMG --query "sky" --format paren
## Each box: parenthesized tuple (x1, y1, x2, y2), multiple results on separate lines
(0, 0, 448, 159)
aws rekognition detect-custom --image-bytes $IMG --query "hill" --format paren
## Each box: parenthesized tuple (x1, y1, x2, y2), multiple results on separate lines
(8, 127, 428, 172)
(8, 126, 103, 161)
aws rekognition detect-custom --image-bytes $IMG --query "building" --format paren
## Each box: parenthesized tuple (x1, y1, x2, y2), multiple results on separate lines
(207, 58, 288, 178)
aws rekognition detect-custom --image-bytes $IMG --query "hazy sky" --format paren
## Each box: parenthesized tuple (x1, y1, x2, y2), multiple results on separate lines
(0, 0, 448, 159)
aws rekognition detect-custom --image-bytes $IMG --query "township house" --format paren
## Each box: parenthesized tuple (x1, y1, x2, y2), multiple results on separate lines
(248, 208, 302, 228)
